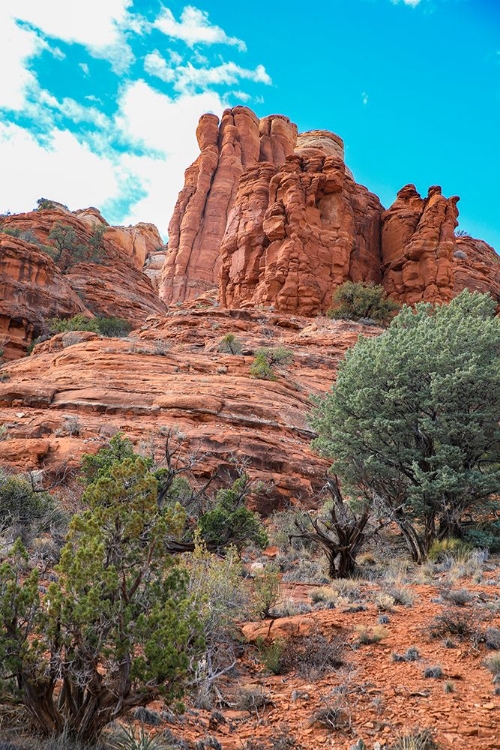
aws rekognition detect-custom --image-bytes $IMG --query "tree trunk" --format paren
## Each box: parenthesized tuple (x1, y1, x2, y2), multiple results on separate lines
(395, 516, 427, 564)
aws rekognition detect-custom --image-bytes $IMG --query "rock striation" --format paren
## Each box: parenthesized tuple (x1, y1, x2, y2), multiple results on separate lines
(161, 107, 499, 314)
(0, 306, 378, 510)
(219, 131, 383, 315)
(159, 107, 298, 304)
(0, 207, 166, 359)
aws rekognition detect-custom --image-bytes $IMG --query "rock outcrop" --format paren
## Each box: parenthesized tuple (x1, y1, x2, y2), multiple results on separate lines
(0, 306, 379, 510)
(162, 107, 499, 314)
(0, 207, 166, 359)
(219, 131, 383, 315)
(453, 235, 500, 300)
(381, 185, 459, 304)
(159, 107, 298, 304)
(0, 236, 87, 360)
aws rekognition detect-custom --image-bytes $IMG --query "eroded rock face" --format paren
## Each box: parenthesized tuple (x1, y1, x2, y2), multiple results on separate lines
(453, 236, 500, 301)
(0, 208, 166, 359)
(0, 236, 87, 359)
(163, 107, 499, 314)
(220, 132, 383, 315)
(381, 185, 459, 304)
(159, 106, 298, 304)
(0, 307, 378, 510)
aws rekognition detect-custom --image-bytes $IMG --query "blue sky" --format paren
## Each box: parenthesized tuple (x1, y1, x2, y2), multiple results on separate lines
(0, 0, 498, 250)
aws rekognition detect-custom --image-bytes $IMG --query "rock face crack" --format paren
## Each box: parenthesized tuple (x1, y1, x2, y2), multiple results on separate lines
(160, 107, 500, 313)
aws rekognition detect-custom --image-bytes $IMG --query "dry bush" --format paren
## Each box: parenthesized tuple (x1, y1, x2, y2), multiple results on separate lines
(389, 729, 440, 749)
(355, 625, 389, 645)
(440, 588, 473, 607)
(427, 607, 483, 645)
(258, 632, 345, 679)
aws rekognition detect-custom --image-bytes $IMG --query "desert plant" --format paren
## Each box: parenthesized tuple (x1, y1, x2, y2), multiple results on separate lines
(390, 730, 440, 750)
(256, 638, 286, 675)
(286, 632, 345, 678)
(0, 470, 66, 545)
(107, 723, 168, 750)
(289, 477, 376, 579)
(0, 458, 204, 743)
(327, 281, 399, 325)
(36, 197, 58, 210)
(441, 588, 473, 606)
(355, 625, 388, 645)
(312, 290, 500, 563)
(428, 608, 482, 643)
(484, 654, 500, 675)
(218, 333, 242, 355)
(197, 473, 268, 552)
(251, 566, 280, 619)
(47, 222, 106, 270)
(424, 665, 443, 679)
(47, 314, 131, 338)
(250, 347, 293, 380)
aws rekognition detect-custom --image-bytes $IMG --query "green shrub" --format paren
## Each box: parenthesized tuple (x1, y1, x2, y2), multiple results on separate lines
(47, 314, 131, 338)
(251, 567, 280, 619)
(0, 459, 203, 743)
(327, 281, 399, 325)
(218, 333, 242, 354)
(0, 470, 66, 544)
(47, 222, 106, 270)
(312, 290, 500, 563)
(250, 347, 294, 380)
(36, 197, 58, 210)
(197, 474, 268, 551)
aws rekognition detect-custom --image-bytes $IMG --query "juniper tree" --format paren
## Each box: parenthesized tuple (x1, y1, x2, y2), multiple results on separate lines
(312, 290, 500, 562)
(0, 457, 203, 743)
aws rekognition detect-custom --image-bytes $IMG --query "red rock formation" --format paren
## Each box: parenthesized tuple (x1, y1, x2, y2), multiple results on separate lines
(0, 236, 87, 359)
(453, 235, 500, 301)
(220, 132, 383, 315)
(0, 307, 379, 510)
(0, 207, 166, 359)
(381, 185, 459, 304)
(159, 106, 297, 304)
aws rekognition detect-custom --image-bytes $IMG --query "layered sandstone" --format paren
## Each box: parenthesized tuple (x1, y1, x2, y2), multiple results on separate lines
(76, 208, 164, 270)
(163, 107, 499, 315)
(0, 307, 379, 510)
(0, 207, 166, 359)
(0, 236, 87, 359)
(453, 235, 500, 300)
(159, 107, 298, 303)
(220, 132, 383, 315)
(381, 184, 459, 304)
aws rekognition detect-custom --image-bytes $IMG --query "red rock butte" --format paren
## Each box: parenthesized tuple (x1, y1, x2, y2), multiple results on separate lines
(159, 106, 500, 314)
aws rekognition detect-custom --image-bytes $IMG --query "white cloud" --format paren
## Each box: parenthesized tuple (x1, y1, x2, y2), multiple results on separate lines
(116, 79, 225, 156)
(392, 0, 422, 6)
(173, 62, 271, 92)
(144, 52, 272, 93)
(362, 91, 368, 105)
(0, 4, 272, 238)
(3, 0, 135, 73)
(144, 51, 176, 83)
(155, 6, 246, 51)
(0, 123, 119, 212)
(0, 11, 46, 110)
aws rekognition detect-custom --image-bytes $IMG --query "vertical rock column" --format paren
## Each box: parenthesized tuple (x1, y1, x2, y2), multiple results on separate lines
(220, 131, 383, 315)
(159, 107, 297, 304)
(381, 185, 459, 304)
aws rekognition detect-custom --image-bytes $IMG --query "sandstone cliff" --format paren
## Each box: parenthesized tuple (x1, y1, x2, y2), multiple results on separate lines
(161, 107, 499, 314)
(0, 206, 166, 359)
(159, 107, 298, 304)
(0, 306, 379, 510)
